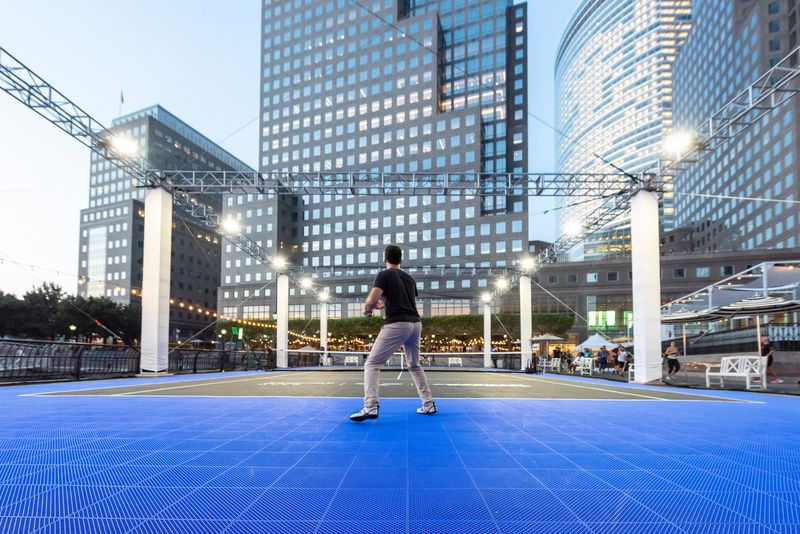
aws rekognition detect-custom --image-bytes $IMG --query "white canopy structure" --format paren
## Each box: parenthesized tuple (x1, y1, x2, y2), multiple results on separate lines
(661, 261, 800, 320)
(575, 333, 613, 352)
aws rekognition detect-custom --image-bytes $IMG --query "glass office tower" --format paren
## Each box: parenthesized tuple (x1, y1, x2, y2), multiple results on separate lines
(554, 0, 691, 259)
(218, 0, 529, 320)
(77, 106, 253, 337)
(671, 0, 800, 251)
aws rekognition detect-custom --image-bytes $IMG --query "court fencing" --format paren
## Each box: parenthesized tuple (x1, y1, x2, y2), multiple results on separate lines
(0, 340, 277, 384)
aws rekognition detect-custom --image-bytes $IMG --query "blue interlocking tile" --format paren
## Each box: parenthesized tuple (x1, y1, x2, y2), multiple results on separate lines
(273, 467, 349, 488)
(75, 487, 193, 519)
(0, 516, 53, 534)
(127, 518, 230, 533)
(75, 465, 166, 487)
(0, 484, 116, 518)
(340, 467, 407, 488)
(238, 488, 336, 521)
(226, 520, 319, 533)
(494, 441, 554, 454)
(270, 440, 324, 453)
(409, 467, 475, 488)
(0, 484, 44, 508)
(39, 517, 140, 533)
(409, 488, 493, 521)
(588, 469, 681, 491)
(459, 452, 519, 469)
(553, 489, 665, 523)
(138, 465, 226, 488)
(240, 452, 305, 467)
(528, 468, 613, 490)
(316, 520, 406, 533)
(323, 488, 406, 521)
(587, 522, 686, 533)
(628, 490, 752, 524)
(184, 451, 254, 467)
(498, 521, 592, 533)
(157, 487, 262, 520)
(409, 520, 500, 533)
(658, 469, 751, 492)
(411, 453, 464, 469)
(295, 453, 356, 468)
(515, 454, 577, 470)
(700, 490, 800, 525)
(133, 450, 205, 466)
(468, 468, 544, 488)
(675, 523, 774, 534)
(481, 488, 577, 522)
(206, 466, 286, 488)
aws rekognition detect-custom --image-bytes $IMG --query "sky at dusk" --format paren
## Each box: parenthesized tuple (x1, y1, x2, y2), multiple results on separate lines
(0, 0, 582, 297)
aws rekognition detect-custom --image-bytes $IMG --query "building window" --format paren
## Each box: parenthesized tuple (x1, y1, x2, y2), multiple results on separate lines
(721, 265, 735, 277)
(607, 272, 618, 282)
(696, 267, 710, 278)
(673, 268, 686, 279)
(567, 274, 578, 283)
(548, 274, 558, 285)
(586, 273, 598, 283)
(430, 299, 471, 316)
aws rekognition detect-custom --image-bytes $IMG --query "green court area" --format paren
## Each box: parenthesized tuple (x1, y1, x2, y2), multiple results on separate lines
(41, 370, 735, 401)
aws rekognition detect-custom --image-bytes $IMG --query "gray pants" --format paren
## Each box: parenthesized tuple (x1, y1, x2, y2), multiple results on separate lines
(364, 321, 433, 409)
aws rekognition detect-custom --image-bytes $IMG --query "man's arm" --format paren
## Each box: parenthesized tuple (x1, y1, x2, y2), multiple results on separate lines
(363, 287, 384, 316)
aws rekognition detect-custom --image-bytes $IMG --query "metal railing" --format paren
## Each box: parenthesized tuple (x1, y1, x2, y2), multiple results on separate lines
(0, 340, 139, 382)
(0, 341, 278, 383)
(169, 349, 276, 374)
(661, 323, 800, 355)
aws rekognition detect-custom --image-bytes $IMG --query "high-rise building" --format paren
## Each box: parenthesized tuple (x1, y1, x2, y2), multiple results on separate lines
(77, 105, 254, 337)
(218, 0, 529, 321)
(671, 0, 800, 251)
(554, 0, 691, 258)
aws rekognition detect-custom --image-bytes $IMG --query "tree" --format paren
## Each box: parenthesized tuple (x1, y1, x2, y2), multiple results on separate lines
(20, 283, 63, 339)
(0, 291, 24, 338)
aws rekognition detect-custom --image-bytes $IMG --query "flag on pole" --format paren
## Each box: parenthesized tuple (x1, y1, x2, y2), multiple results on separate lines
(120, 91, 124, 104)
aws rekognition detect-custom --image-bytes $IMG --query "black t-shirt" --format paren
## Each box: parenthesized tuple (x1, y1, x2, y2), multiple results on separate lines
(373, 268, 420, 324)
(761, 342, 773, 357)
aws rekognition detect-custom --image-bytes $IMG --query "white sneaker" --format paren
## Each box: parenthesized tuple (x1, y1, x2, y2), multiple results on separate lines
(770, 379, 784, 384)
(349, 406, 379, 422)
(416, 401, 437, 415)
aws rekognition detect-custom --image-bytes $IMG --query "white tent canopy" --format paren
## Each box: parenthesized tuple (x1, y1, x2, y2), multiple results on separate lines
(575, 333, 613, 352)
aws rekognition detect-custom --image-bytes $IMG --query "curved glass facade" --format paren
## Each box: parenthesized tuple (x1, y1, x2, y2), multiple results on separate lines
(672, 0, 800, 251)
(554, 0, 691, 253)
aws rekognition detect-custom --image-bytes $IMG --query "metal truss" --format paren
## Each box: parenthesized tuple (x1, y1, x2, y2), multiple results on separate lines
(653, 45, 800, 181)
(162, 170, 632, 197)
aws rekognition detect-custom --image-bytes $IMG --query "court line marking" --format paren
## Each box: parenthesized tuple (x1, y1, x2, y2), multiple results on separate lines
(24, 372, 312, 397)
(17, 394, 745, 401)
(511, 374, 755, 403)
(23, 371, 759, 403)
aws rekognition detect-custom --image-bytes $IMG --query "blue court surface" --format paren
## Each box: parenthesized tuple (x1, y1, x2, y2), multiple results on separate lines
(1, 371, 799, 533)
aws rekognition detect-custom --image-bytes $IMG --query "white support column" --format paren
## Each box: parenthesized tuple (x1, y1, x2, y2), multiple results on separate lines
(630, 189, 663, 383)
(519, 274, 532, 371)
(483, 303, 492, 368)
(320, 300, 328, 365)
(140, 187, 172, 374)
(276, 273, 289, 368)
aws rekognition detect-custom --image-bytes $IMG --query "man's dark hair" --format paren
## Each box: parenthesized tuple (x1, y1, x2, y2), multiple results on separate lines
(384, 245, 402, 265)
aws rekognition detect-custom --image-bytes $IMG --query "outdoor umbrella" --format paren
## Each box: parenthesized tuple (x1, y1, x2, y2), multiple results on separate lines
(714, 294, 800, 384)
(660, 308, 719, 358)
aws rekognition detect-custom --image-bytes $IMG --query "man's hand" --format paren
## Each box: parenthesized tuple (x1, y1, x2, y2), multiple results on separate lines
(374, 299, 385, 310)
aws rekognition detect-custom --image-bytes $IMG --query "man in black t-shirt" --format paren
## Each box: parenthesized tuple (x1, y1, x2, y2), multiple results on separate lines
(350, 245, 436, 421)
